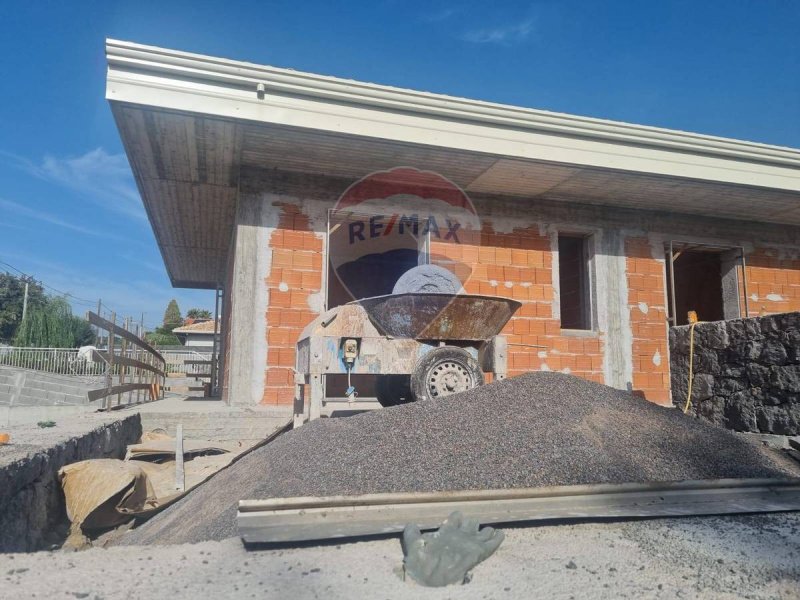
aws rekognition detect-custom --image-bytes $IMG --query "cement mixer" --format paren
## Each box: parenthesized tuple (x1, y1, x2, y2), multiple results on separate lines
(292, 266, 521, 426)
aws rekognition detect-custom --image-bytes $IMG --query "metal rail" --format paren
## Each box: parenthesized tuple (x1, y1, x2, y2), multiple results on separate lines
(0, 347, 106, 377)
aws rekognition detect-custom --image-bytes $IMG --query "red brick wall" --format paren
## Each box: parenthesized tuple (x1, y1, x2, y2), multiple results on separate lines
(742, 248, 800, 316)
(262, 202, 323, 405)
(430, 224, 605, 385)
(626, 238, 671, 405)
(255, 201, 800, 408)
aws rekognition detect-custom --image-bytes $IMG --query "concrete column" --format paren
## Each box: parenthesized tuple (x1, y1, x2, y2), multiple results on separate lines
(595, 230, 634, 390)
(227, 195, 271, 406)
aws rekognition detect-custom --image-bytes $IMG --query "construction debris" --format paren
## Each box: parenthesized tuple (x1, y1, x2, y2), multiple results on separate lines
(59, 432, 246, 548)
(120, 372, 800, 546)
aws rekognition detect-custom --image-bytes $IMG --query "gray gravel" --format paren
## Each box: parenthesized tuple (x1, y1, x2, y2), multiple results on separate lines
(121, 372, 800, 545)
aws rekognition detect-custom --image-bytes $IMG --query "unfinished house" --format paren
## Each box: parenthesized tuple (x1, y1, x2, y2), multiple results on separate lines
(106, 39, 800, 411)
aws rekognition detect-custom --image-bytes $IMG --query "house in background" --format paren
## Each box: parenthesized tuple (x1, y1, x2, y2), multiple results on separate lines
(106, 40, 800, 408)
(172, 320, 220, 350)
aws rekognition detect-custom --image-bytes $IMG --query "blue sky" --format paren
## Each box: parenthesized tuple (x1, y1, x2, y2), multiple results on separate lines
(1, 1, 798, 329)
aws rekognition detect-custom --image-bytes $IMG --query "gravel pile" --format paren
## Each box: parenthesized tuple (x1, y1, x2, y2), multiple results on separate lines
(121, 372, 800, 545)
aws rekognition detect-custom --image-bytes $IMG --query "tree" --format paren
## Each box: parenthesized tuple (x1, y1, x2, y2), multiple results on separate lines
(145, 330, 181, 346)
(0, 273, 47, 342)
(14, 297, 95, 348)
(162, 299, 182, 331)
(186, 308, 212, 320)
(147, 299, 184, 346)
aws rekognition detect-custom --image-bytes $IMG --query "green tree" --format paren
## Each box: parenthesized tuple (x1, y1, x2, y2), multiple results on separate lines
(162, 299, 182, 332)
(14, 297, 95, 348)
(145, 330, 181, 346)
(186, 308, 212, 320)
(0, 273, 47, 342)
(148, 299, 184, 346)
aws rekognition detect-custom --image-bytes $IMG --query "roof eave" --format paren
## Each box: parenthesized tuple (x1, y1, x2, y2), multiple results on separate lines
(105, 38, 800, 173)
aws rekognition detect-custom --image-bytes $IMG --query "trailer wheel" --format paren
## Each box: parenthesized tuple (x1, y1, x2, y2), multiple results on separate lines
(375, 375, 412, 407)
(411, 346, 484, 402)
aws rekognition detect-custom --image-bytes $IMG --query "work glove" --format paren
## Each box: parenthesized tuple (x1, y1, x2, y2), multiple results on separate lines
(401, 510, 504, 586)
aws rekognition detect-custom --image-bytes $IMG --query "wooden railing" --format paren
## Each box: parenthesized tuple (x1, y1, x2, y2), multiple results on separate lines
(87, 311, 166, 409)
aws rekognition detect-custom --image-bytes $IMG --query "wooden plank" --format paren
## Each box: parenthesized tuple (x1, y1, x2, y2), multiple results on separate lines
(89, 383, 153, 403)
(175, 424, 185, 492)
(238, 478, 793, 512)
(88, 312, 164, 363)
(97, 353, 165, 377)
(237, 478, 800, 544)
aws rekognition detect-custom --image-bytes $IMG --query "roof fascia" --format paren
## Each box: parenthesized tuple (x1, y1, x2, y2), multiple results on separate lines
(106, 39, 800, 192)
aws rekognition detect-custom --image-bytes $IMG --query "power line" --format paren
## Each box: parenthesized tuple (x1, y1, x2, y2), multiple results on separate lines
(1, 259, 205, 332)
(0, 259, 121, 317)
(0, 259, 99, 305)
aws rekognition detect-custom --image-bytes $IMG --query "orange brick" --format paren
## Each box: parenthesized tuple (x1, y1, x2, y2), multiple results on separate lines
(478, 247, 496, 263)
(266, 367, 294, 386)
(301, 271, 321, 289)
(303, 235, 323, 251)
(282, 230, 308, 249)
(495, 248, 512, 266)
(271, 248, 294, 268)
(269, 230, 285, 247)
(290, 291, 311, 306)
(292, 252, 314, 270)
(544, 321, 560, 335)
(270, 289, 292, 307)
(511, 319, 530, 335)
(282, 271, 303, 286)
(267, 328, 293, 346)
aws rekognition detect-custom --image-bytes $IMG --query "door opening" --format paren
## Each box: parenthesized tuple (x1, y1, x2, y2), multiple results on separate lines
(666, 242, 748, 326)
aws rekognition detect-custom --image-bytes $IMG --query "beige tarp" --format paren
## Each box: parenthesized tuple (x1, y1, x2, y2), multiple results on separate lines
(59, 435, 245, 547)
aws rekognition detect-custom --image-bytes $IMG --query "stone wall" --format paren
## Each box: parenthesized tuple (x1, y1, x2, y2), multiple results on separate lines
(670, 313, 800, 434)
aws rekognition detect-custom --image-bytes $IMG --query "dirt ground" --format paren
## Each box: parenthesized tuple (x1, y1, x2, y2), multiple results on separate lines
(2, 511, 800, 599)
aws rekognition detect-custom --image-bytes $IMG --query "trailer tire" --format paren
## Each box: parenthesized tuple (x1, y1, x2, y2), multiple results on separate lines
(375, 375, 412, 407)
(410, 346, 484, 402)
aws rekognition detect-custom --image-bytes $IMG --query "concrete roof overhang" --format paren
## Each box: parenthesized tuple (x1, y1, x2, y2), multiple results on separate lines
(106, 39, 800, 289)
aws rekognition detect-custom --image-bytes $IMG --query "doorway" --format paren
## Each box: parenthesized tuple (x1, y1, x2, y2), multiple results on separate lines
(666, 243, 748, 326)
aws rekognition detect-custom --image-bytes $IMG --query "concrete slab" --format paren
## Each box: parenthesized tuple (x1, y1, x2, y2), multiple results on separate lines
(120, 395, 292, 442)
(2, 512, 799, 598)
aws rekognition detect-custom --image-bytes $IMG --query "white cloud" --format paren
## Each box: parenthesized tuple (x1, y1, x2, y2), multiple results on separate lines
(422, 8, 458, 22)
(462, 18, 534, 45)
(0, 198, 135, 243)
(1, 148, 146, 221)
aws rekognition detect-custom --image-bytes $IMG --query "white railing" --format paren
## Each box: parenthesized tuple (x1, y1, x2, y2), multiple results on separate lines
(0, 346, 213, 381)
(0, 347, 108, 377)
(159, 349, 213, 375)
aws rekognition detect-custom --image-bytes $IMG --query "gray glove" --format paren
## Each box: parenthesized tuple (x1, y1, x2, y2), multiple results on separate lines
(401, 511, 505, 587)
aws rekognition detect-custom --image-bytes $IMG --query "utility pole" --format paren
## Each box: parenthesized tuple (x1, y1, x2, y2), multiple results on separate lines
(96, 298, 103, 348)
(21, 281, 29, 323)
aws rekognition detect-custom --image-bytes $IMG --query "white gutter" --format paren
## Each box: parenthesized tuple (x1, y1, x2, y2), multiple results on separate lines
(106, 39, 800, 169)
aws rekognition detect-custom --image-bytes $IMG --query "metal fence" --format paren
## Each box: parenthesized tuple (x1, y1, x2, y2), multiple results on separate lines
(0, 347, 212, 379)
(0, 346, 107, 377)
(160, 349, 213, 376)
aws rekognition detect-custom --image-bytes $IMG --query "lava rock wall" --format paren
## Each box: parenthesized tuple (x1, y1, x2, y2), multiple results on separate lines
(670, 313, 800, 434)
